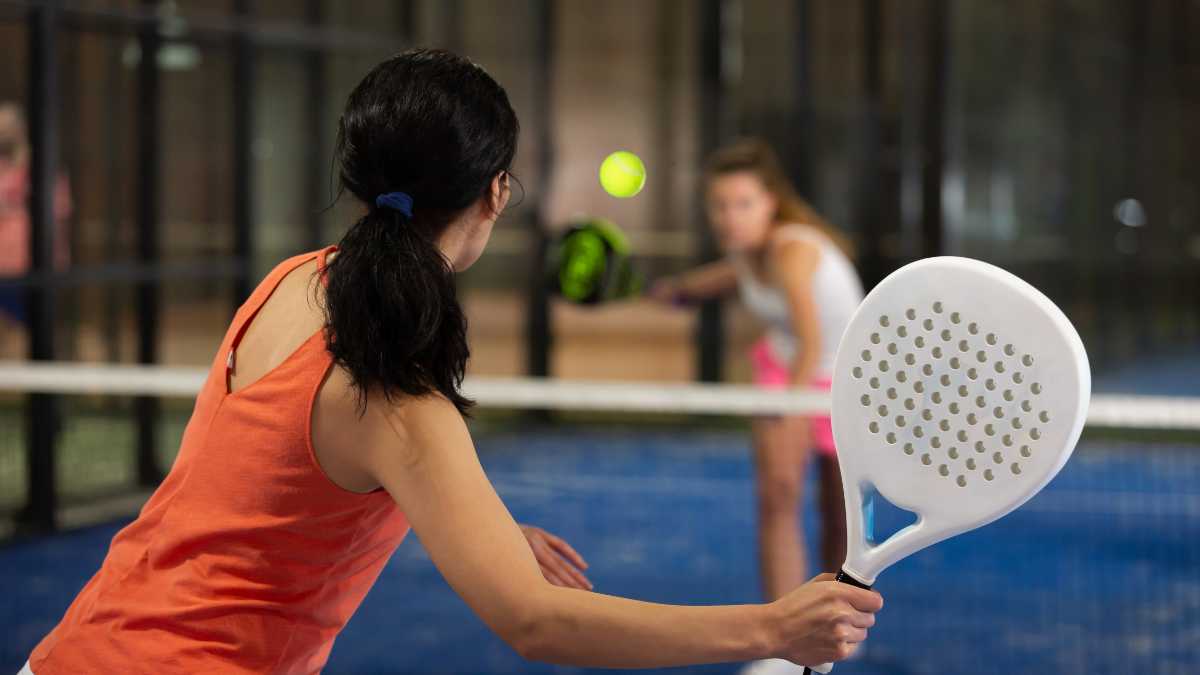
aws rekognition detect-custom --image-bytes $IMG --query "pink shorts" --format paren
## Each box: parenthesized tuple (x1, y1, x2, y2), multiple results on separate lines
(749, 337, 837, 457)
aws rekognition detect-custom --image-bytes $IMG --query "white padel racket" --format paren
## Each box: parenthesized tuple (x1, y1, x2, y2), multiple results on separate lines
(803, 257, 1090, 674)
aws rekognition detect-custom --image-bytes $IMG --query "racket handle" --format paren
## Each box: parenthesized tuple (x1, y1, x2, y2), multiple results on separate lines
(801, 569, 872, 675)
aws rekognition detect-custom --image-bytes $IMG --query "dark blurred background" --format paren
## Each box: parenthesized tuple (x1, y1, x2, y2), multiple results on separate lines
(1, 0, 1196, 385)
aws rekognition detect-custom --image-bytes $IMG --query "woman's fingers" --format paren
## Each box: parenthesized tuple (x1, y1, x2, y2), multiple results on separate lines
(545, 532, 589, 570)
(538, 563, 571, 588)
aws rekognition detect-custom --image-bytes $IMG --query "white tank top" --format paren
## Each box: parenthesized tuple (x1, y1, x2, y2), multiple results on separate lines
(734, 224, 864, 376)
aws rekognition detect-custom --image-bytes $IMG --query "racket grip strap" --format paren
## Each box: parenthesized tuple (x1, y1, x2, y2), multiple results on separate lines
(801, 569, 873, 675)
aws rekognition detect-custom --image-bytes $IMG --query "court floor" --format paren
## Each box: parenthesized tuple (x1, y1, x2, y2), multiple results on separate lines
(2, 427, 1197, 674)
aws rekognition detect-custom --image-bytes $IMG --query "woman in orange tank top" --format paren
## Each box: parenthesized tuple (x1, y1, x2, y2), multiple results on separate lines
(23, 49, 880, 675)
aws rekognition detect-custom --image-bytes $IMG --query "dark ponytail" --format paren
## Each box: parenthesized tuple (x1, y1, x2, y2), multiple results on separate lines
(324, 49, 519, 414)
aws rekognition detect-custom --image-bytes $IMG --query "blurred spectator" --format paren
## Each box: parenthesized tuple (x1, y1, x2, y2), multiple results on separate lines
(0, 101, 71, 333)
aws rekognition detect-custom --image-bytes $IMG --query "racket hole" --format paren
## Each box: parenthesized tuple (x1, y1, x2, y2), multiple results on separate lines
(949, 311, 960, 323)
(906, 308, 917, 320)
(957, 475, 967, 487)
(1039, 411, 1050, 423)
(947, 446, 958, 459)
(1022, 354, 1034, 367)
(994, 362, 1006, 373)
(968, 368, 978, 380)
(905, 354, 916, 366)
(966, 458, 977, 470)
(959, 340, 970, 352)
(870, 333, 881, 344)
(985, 378, 996, 391)
(877, 405, 889, 417)
(1013, 372, 1024, 384)
(958, 385, 969, 397)
(913, 381, 925, 393)
(984, 424, 996, 436)
(1012, 417, 1024, 429)
(939, 420, 950, 431)
(949, 402, 960, 414)
(1004, 343, 1015, 356)
(870, 377, 880, 389)
(993, 452, 1003, 464)
(879, 361, 890, 372)
(869, 422, 880, 433)
(975, 396, 986, 408)
(941, 375, 952, 386)
(897, 371, 908, 383)
(1021, 400, 1033, 412)
(1002, 434, 1013, 446)
(986, 333, 997, 346)
(852, 367, 863, 379)
(861, 395, 871, 406)
(1011, 463, 1022, 475)
(931, 437, 942, 448)
(922, 409, 933, 421)
(938, 464, 950, 477)
(966, 413, 978, 425)
(879, 315, 890, 327)
(896, 416, 907, 427)
(886, 432, 897, 444)
(975, 441, 986, 453)
(887, 387, 898, 399)
(1030, 428, 1041, 440)
(904, 398, 915, 410)
(957, 430, 969, 442)
(904, 443, 915, 455)
(922, 454, 933, 466)
(922, 364, 933, 376)
(914, 426, 925, 438)
(940, 329, 951, 341)
(1020, 445, 1032, 458)
(862, 350, 872, 361)
(984, 469, 995, 481)
(934, 302, 945, 314)
(993, 407, 1004, 418)
(931, 346, 943, 358)
(914, 335, 924, 348)
(966, 321, 977, 334)
(897, 326, 909, 338)
(887, 343, 898, 355)
(932, 392, 943, 404)
(924, 319, 934, 331)
(1031, 382, 1043, 395)
(976, 350, 987, 362)
(949, 357, 961, 369)
(1003, 389, 1014, 401)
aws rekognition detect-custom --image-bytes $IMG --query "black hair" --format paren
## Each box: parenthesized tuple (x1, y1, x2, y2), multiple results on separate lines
(325, 48, 519, 414)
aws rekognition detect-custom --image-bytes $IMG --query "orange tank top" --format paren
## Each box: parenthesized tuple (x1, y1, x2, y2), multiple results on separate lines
(30, 247, 410, 674)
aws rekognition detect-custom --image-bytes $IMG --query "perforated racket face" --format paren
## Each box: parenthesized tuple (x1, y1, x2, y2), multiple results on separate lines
(832, 257, 1089, 583)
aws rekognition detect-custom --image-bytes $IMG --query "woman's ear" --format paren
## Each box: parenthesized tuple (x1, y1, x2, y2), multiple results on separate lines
(489, 171, 511, 218)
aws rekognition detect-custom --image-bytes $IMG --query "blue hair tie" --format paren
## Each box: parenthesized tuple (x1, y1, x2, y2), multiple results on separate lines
(375, 191, 414, 218)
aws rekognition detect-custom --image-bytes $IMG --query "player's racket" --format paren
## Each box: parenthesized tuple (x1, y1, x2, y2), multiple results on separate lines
(803, 256, 1090, 674)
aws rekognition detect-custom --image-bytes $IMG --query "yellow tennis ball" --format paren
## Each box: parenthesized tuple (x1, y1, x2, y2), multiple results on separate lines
(599, 151, 646, 198)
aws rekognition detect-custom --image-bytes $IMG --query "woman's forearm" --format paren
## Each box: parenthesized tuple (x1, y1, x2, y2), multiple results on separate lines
(674, 260, 738, 301)
(518, 587, 777, 668)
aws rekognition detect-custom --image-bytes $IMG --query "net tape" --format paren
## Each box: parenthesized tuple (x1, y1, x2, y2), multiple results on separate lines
(2, 361, 1198, 429)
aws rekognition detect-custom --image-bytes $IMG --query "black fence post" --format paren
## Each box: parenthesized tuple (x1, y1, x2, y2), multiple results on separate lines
(20, 0, 62, 533)
(134, 0, 163, 488)
(525, 0, 555, 381)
